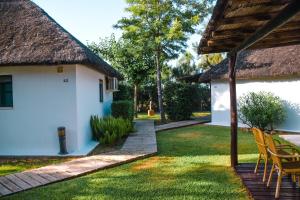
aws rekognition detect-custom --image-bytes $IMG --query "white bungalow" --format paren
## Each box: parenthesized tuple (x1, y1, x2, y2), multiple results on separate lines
(0, 0, 120, 156)
(198, 45, 300, 133)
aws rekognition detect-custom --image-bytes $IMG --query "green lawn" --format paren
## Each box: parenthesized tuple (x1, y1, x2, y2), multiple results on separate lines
(0, 158, 71, 177)
(5, 125, 262, 200)
(136, 111, 211, 124)
(136, 112, 161, 120)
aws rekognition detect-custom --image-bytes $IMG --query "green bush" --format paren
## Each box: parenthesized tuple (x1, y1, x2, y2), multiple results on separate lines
(112, 100, 134, 120)
(238, 92, 286, 130)
(164, 82, 199, 121)
(113, 83, 133, 101)
(90, 116, 134, 145)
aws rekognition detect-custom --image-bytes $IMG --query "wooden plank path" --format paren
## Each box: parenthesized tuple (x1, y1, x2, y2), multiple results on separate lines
(155, 119, 208, 132)
(0, 120, 157, 197)
(236, 163, 300, 200)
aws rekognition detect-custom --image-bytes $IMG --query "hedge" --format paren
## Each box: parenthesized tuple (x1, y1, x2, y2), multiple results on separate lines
(111, 100, 134, 121)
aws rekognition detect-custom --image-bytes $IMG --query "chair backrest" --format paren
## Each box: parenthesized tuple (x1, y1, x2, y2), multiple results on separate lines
(265, 133, 282, 169)
(252, 128, 268, 156)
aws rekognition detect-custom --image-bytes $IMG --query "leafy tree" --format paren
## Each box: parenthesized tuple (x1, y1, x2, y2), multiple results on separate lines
(88, 34, 154, 117)
(115, 0, 213, 122)
(172, 51, 198, 78)
(197, 53, 223, 71)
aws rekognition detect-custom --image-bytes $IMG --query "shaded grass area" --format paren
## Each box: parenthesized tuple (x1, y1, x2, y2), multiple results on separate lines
(0, 158, 72, 177)
(137, 111, 211, 125)
(136, 112, 161, 121)
(4, 124, 262, 200)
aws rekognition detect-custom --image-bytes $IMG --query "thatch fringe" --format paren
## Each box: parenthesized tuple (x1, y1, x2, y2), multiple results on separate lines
(0, 0, 121, 78)
(199, 44, 300, 82)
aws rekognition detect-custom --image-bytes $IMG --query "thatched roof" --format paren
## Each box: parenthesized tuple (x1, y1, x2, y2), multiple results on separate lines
(198, 0, 300, 54)
(199, 44, 300, 82)
(0, 0, 121, 78)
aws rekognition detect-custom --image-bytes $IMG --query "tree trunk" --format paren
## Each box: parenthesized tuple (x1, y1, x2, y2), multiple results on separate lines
(155, 50, 166, 123)
(228, 53, 238, 167)
(134, 84, 138, 118)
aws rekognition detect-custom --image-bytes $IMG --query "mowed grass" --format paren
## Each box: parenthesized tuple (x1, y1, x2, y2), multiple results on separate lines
(0, 158, 72, 177)
(136, 112, 161, 120)
(5, 125, 260, 200)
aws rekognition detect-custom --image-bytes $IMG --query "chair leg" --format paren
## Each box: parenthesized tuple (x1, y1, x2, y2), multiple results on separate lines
(254, 154, 261, 173)
(267, 164, 275, 187)
(263, 157, 268, 182)
(292, 174, 296, 183)
(275, 170, 282, 199)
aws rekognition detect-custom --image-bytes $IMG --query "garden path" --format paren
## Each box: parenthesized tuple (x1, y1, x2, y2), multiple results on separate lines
(155, 119, 209, 132)
(0, 120, 157, 197)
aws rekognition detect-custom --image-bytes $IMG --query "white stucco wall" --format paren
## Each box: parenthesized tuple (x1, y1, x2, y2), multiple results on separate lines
(75, 64, 113, 151)
(0, 65, 78, 155)
(211, 78, 300, 132)
(0, 64, 114, 156)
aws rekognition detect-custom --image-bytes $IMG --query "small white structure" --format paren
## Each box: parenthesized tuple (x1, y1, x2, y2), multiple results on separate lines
(199, 45, 300, 132)
(0, 1, 120, 156)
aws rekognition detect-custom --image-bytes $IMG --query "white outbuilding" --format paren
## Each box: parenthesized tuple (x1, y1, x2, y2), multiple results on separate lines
(0, 0, 120, 156)
(199, 45, 300, 133)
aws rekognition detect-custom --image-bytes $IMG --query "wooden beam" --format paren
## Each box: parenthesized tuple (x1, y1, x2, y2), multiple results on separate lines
(231, 0, 300, 54)
(228, 53, 238, 167)
(219, 13, 277, 25)
(211, 23, 300, 39)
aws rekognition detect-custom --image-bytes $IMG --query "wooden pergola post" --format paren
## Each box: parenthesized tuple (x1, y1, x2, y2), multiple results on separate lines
(228, 52, 238, 167)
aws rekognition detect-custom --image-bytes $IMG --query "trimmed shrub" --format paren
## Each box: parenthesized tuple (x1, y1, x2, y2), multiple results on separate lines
(238, 91, 286, 130)
(112, 100, 134, 120)
(113, 83, 133, 101)
(164, 82, 199, 121)
(90, 116, 134, 145)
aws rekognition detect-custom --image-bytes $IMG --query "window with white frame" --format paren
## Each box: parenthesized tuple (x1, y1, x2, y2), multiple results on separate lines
(106, 77, 118, 91)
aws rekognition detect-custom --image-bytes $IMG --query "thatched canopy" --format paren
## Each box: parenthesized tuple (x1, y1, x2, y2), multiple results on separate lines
(198, 0, 300, 54)
(176, 73, 206, 83)
(199, 44, 300, 82)
(0, 0, 121, 78)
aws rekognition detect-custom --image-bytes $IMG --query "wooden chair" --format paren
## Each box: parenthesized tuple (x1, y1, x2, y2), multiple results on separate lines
(252, 128, 269, 182)
(252, 128, 296, 182)
(265, 133, 300, 199)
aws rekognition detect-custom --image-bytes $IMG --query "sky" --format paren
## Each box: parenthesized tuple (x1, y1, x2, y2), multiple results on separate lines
(32, 0, 202, 65)
(32, 0, 128, 44)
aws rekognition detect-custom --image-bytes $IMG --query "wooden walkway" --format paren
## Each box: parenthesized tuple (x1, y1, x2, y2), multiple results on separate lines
(236, 163, 300, 200)
(155, 119, 208, 132)
(0, 120, 157, 197)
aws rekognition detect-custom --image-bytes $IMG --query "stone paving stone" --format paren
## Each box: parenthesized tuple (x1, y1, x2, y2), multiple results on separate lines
(0, 120, 157, 197)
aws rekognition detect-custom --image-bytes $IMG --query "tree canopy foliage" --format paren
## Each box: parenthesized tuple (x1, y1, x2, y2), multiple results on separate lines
(88, 34, 154, 85)
(115, 0, 214, 122)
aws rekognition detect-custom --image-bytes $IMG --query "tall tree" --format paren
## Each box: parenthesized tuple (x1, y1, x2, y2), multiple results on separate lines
(88, 34, 154, 117)
(115, 0, 213, 122)
(172, 51, 198, 78)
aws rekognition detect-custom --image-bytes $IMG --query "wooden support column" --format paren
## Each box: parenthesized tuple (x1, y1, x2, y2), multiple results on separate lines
(228, 52, 238, 167)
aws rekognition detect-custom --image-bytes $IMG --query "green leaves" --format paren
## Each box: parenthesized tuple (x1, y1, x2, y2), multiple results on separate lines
(90, 116, 134, 145)
(88, 34, 154, 85)
(238, 92, 286, 130)
(116, 0, 213, 61)
(164, 82, 200, 121)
